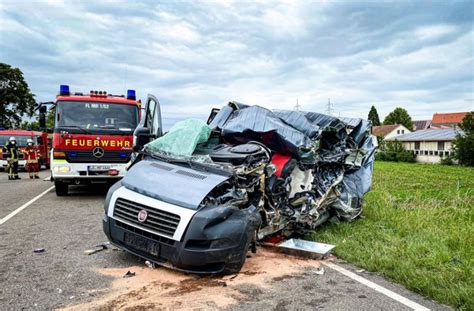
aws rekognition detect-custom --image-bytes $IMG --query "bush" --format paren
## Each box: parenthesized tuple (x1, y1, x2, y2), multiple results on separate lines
(376, 140, 416, 162)
(440, 155, 454, 166)
(453, 112, 474, 166)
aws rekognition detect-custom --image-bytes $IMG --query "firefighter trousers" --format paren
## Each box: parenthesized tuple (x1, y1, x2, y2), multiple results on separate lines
(7, 160, 19, 179)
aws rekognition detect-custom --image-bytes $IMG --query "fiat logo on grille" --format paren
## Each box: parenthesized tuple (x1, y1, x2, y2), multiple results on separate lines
(137, 210, 148, 223)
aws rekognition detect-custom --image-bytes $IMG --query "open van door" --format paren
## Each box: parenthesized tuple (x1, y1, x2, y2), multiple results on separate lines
(133, 94, 162, 151)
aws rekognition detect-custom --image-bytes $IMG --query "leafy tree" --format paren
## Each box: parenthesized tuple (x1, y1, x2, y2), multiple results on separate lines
(453, 112, 474, 166)
(20, 109, 55, 131)
(0, 63, 36, 128)
(368, 105, 381, 126)
(20, 121, 40, 131)
(383, 107, 413, 130)
(45, 108, 55, 129)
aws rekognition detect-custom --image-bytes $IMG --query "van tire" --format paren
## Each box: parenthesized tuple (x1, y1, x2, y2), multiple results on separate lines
(222, 230, 254, 275)
(55, 181, 68, 196)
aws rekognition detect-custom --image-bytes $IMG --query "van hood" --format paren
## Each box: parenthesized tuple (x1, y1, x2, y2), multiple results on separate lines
(122, 159, 230, 210)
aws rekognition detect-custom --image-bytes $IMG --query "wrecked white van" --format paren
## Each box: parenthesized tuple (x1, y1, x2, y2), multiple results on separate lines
(103, 98, 376, 274)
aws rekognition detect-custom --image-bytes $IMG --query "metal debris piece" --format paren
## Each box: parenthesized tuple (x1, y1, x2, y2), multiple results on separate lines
(277, 239, 335, 259)
(123, 271, 136, 278)
(34, 248, 45, 253)
(145, 260, 155, 269)
(84, 243, 109, 255)
(314, 267, 325, 275)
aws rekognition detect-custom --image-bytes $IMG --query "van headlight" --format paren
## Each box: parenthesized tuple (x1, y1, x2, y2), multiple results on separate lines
(53, 166, 71, 173)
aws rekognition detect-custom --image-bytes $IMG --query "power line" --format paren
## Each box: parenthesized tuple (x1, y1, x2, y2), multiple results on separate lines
(294, 98, 301, 111)
(326, 98, 333, 115)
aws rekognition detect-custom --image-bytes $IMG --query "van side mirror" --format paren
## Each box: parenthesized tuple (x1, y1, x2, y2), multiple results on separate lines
(39, 106, 47, 129)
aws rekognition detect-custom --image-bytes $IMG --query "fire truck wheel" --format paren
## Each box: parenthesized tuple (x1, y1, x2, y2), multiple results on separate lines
(55, 180, 68, 196)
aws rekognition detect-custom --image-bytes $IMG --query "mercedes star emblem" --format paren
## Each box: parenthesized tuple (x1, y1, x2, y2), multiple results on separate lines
(92, 146, 105, 158)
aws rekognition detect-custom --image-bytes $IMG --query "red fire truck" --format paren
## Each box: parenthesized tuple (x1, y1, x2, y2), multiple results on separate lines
(44, 85, 140, 196)
(0, 129, 51, 171)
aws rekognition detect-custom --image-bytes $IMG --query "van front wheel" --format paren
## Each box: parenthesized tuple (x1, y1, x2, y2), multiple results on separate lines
(55, 180, 68, 196)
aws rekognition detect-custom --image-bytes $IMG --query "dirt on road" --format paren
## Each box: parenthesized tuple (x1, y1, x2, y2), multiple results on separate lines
(64, 248, 321, 310)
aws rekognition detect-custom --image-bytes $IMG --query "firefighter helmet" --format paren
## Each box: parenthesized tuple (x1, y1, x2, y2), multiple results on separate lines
(27, 138, 34, 144)
(9, 136, 16, 142)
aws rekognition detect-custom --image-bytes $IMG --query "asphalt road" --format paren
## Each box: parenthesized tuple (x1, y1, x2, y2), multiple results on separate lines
(0, 170, 450, 310)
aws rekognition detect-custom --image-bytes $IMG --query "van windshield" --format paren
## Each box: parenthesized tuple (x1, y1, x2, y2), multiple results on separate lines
(56, 101, 138, 133)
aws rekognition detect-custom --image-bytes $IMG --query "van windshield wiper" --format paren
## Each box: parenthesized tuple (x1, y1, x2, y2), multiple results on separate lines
(59, 126, 91, 134)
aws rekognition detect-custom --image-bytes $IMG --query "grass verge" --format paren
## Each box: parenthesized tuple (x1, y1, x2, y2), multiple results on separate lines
(312, 161, 474, 310)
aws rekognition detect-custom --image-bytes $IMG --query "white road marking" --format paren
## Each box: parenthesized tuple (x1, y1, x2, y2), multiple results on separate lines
(322, 261, 430, 311)
(0, 186, 54, 225)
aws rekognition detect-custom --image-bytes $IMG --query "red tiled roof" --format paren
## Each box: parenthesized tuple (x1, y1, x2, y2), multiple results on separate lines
(371, 124, 399, 137)
(432, 112, 467, 125)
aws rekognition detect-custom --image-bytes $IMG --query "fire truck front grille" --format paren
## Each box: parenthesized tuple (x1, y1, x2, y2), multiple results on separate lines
(65, 150, 131, 163)
(113, 198, 181, 238)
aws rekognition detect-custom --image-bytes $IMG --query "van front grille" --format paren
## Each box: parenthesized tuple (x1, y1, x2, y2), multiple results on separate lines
(113, 197, 180, 238)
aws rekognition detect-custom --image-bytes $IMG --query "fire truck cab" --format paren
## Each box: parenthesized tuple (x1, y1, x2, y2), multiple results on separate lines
(0, 129, 50, 171)
(48, 85, 140, 196)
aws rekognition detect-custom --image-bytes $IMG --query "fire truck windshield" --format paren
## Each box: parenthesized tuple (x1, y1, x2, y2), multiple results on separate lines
(56, 101, 138, 133)
(0, 135, 33, 147)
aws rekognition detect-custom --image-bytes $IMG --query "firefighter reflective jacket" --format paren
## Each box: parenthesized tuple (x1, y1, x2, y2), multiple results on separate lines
(4, 142, 19, 161)
(25, 146, 39, 163)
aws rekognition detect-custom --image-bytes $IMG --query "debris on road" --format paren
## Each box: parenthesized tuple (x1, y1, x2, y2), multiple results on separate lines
(123, 271, 136, 278)
(314, 267, 325, 275)
(34, 248, 45, 253)
(84, 242, 109, 255)
(145, 260, 155, 269)
(275, 238, 335, 259)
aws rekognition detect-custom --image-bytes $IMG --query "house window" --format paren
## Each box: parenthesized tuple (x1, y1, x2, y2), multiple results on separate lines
(434, 151, 438, 156)
(424, 150, 428, 155)
(438, 141, 445, 151)
(401, 130, 405, 134)
(397, 130, 400, 134)
(429, 151, 433, 156)
(415, 142, 420, 150)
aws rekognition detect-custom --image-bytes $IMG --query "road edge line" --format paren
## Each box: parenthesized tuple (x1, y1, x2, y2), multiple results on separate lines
(321, 261, 430, 311)
(0, 186, 55, 225)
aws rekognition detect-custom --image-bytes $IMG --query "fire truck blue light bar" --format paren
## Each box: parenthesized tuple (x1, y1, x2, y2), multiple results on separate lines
(127, 89, 136, 100)
(60, 85, 70, 96)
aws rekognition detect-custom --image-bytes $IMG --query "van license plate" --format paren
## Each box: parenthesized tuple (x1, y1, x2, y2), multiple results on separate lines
(88, 165, 110, 171)
(124, 232, 160, 256)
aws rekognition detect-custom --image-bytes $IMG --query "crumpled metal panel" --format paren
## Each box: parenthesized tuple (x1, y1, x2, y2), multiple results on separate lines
(214, 103, 376, 223)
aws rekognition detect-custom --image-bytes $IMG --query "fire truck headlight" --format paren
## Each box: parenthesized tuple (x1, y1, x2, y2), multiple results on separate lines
(53, 166, 71, 173)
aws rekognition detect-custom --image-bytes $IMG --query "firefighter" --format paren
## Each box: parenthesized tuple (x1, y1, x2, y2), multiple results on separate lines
(4, 136, 20, 180)
(25, 138, 40, 179)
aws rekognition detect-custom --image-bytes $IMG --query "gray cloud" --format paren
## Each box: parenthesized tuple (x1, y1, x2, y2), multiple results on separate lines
(0, 0, 473, 123)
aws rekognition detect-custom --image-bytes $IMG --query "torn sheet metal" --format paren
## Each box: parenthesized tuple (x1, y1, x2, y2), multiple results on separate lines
(277, 239, 335, 259)
(209, 103, 376, 232)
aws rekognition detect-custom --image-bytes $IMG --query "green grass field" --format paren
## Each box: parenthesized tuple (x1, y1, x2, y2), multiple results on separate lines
(312, 161, 474, 310)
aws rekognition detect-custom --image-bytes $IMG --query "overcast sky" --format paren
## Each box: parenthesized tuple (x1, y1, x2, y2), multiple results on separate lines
(1, 0, 473, 123)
